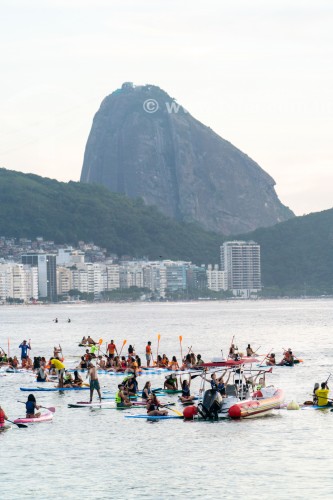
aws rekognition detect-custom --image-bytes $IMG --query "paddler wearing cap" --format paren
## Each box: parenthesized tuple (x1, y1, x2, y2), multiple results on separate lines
(164, 373, 178, 391)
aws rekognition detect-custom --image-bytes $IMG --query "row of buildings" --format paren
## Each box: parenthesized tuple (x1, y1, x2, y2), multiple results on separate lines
(0, 241, 261, 303)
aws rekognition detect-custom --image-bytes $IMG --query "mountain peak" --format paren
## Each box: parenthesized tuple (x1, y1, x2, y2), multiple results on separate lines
(80, 83, 294, 234)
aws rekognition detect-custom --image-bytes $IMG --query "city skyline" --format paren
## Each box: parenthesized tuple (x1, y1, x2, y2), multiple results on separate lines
(1, 1, 333, 216)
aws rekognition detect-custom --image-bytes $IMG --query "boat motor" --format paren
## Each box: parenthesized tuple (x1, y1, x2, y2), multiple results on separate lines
(197, 389, 223, 420)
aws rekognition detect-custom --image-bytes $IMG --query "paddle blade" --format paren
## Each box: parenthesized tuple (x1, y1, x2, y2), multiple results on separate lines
(157, 334, 161, 341)
(123, 340, 127, 346)
(47, 407, 56, 413)
(179, 336, 183, 343)
(98, 338, 103, 345)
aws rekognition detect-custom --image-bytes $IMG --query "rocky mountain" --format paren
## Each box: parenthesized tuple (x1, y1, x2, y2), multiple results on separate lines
(80, 83, 294, 234)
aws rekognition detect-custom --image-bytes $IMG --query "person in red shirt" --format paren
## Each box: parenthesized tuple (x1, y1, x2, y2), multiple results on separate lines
(146, 341, 152, 367)
(107, 340, 118, 359)
(0, 405, 8, 428)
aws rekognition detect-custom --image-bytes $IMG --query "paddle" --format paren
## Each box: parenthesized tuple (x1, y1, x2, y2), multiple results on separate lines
(156, 334, 161, 362)
(259, 347, 273, 366)
(164, 405, 183, 417)
(179, 336, 183, 362)
(5, 419, 27, 429)
(18, 401, 56, 413)
(119, 340, 127, 356)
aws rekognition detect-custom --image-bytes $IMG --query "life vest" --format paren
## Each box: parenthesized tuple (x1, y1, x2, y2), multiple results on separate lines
(115, 391, 122, 404)
(0, 409, 5, 425)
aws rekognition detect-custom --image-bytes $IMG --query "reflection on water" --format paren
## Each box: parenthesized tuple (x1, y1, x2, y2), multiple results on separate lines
(1, 300, 333, 499)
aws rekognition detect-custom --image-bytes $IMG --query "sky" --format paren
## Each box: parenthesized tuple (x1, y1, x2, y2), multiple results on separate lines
(0, 0, 332, 216)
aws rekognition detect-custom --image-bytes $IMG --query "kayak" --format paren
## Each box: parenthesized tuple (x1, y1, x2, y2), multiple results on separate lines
(125, 414, 183, 420)
(14, 410, 53, 424)
(0, 424, 12, 432)
(20, 387, 89, 392)
(160, 389, 182, 394)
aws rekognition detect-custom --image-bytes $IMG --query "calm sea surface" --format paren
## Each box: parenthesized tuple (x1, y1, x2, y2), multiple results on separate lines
(1, 299, 333, 500)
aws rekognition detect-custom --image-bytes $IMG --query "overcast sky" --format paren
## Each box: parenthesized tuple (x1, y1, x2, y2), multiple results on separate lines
(1, 0, 332, 215)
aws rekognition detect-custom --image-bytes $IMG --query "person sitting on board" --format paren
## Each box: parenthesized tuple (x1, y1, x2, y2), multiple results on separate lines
(164, 373, 178, 391)
(179, 375, 195, 403)
(80, 336, 88, 345)
(190, 353, 197, 365)
(169, 356, 180, 371)
(279, 349, 294, 366)
(63, 371, 74, 386)
(266, 353, 276, 366)
(195, 354, 204, 366)
(146, 393, 168, 417)
(126, 374, 139, 395)
(73, 370, 83, 386)
(115, 384, 132, 407)
(315, 381, 331, 407)
(26, 394, 41, 419)
(181, 353, 192, 370)
(229, 343, 239, 360)
(142, 381, 152, 400)
(161, 354, 169, 367)
(120, 356, 127, 370)
(135, 355, 141, 368)
(11, 356, 19, 369)
(155, 355, 163, 367)
(78, 356, 88, 370)
(246, 344, 255, 357)
(25, 357, 33, 370)
(0, 404, 8, 428)
(97, 355, 106, 370)
(312, 383, 319, 405)
(86, 336, 96, 345)
(36, 365, 49, 383)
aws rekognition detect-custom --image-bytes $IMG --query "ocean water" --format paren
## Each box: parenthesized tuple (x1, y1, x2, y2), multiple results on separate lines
(1, 299, 333, 500)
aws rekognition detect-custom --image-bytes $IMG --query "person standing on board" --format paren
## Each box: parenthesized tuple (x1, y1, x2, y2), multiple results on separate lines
(50, 357, 65, 388)
(19, 340, 31, 363)
(87, 362, 102, 403)
(146, 341, 152, 367)
(107, 339, 118, 360)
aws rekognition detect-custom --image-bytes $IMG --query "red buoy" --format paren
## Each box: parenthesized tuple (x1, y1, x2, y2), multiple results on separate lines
(183, 405, 198, 420)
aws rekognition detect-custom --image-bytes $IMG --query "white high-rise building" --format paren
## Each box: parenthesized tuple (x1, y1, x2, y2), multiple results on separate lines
(206, 265, 228, 292)
(0, 263, 38, 302)
(220, 241, 261, 298)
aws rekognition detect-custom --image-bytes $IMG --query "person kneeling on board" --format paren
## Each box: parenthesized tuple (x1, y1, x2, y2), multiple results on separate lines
(26, 394, 41, 419)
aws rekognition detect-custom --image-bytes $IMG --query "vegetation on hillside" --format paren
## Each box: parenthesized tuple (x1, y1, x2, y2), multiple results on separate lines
(1, 168, 333, 295)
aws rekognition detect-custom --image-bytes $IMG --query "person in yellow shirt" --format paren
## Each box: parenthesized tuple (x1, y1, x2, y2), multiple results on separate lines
(50, 357, 65, 388)
(315, 381, 331, 407)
